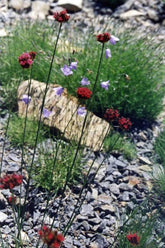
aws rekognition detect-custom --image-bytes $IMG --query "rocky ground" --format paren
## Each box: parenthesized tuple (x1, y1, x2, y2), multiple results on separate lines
(0, 0, 165, 247)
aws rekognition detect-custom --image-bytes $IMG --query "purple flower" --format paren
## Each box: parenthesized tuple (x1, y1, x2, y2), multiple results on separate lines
(53, 86, 64, 96)
(43, 108, 52, 118)
(80, 77, 90, 86)
(110, 35, 119, 45)
(100, 80, 110, 90)
(61, 65, 73, 76)
(77, 107, 87, 117)
(22, 94, 31, 104)
(105, 48, 111, 59)
(69, 61, 78, 71)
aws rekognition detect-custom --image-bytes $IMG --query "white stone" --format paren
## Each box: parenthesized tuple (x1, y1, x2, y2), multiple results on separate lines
(0, 29, 8, 37)
(23, 0, 31, 9)
(120, 10, 146, 20)
(20, 230, 30, 244)
(58, 0, 83, 12)
(9, 0, 24, 11)
(147, 9, 159, 21)
(138, 156, 152, 165)
(29, 1, 50, 19)
(0, 212, 7, 223)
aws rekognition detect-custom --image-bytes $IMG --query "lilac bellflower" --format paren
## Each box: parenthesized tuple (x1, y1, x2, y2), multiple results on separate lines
(80, 77, 90, 86)
(100, 80, 109, 90)
(105, 48, 111, 59)
(61, 65, 73, 76)
(77, 107, 87, 117)
(43, 108, 52, 118)
(110, 35, 119, 45)
(22, 94, 31, 104)
(69, 61, 78, 71)
(53, 86, 64, 96)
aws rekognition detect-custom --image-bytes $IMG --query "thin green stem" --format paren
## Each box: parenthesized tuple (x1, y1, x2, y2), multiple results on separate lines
(18, 22, 62, 239)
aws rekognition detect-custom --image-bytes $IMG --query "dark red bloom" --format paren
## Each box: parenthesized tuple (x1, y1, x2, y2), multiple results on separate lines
(53, 9, 70, 22)
(0, 173, 23, 190)
(29, 51, 37, 60)
(126, 233, 140, 246)
(118, 117, 132, 131)
(38, 225, 64, 248)
(104, 108, 120, 122)
(18, 52, 33, 69)
(8, 195, 16, 205)
(96, 32, 111, 43)
(77, 87, 92, 99)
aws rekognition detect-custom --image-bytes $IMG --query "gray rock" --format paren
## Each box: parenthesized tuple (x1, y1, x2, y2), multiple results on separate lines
(109, 183, 120, 195)
(58, 0, 83, 12)
(0, 211, 7, 223)
(80, 204, 93, 216)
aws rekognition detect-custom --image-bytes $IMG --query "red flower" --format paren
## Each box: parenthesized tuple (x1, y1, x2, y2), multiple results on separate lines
(53, 9, 70, 22)
(29, 51, 37, 60)
(18, 52, 33, 69)
(104, 108, 119, 122)
(118, 117, 132, 131)
(8, 195, 16, 205)
(0, 173, 23, 190)
(38, 225, 64, 247)
(126, 233, 140, 246)
(96, 32, 111, 43)
(77, 87, 92, 99)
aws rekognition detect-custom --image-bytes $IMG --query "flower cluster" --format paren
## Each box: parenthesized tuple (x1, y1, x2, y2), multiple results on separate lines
(104, 108, 119, 122)
(8, 195, 16, 205)
(77, 87, 92, 99)
(18, 51, 36, 69)
(118, 117, 132, 131)
(77, 106, 87, 117)
(22, 94, 31, 104)
(126, 233, 140, 246)
(0, 173, 23, 189)
(96, 32, 111, 43)
(104, 108, 132, 131)
(28, 51, 37, 60)
(61, 61, 78, 76)
(100, 80, 110, 90)
(39, 225, 64, 248)
(53, 9, 70, 23)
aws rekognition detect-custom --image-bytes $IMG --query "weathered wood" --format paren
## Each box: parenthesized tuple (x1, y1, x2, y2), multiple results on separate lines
(17, 80, 110, 151)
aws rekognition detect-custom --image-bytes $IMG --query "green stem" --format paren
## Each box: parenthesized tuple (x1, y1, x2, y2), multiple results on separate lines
(19, 22, 62, 239)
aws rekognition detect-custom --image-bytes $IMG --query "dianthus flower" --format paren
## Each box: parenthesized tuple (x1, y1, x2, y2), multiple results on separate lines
(0, 173, 23, 189)
(18, 52, 33, 69)
(53, 9, 70, 22)
(104, 108, 119, 122)
(126, 233, 140, 246)
(38, 225, 64, 248)
(118, 117, 132, 131)
(29, 51, 37, 60)
(8, 195, 16, 205)
(96, 32, 111, 43)
(77, 87, 92, 99)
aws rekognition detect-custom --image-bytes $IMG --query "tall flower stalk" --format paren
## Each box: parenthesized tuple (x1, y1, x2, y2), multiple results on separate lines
(18, 11, 68, 240)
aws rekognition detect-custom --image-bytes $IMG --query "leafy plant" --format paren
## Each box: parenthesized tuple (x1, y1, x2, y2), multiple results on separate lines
(115, 199, 161, 247)
(32, 140, 83, 191)
(7, 114, 49, 147)
(104, 131, 137, 160)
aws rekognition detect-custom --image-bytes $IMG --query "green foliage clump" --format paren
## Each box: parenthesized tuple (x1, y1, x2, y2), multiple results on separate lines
(115, 199, 161, 247)
(33, 141, 83, 191)
(104, 131, 136, 160)
(0, 21, 164, 125)
(154, 128, 165, 167)
(7, 114, 49, 147)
